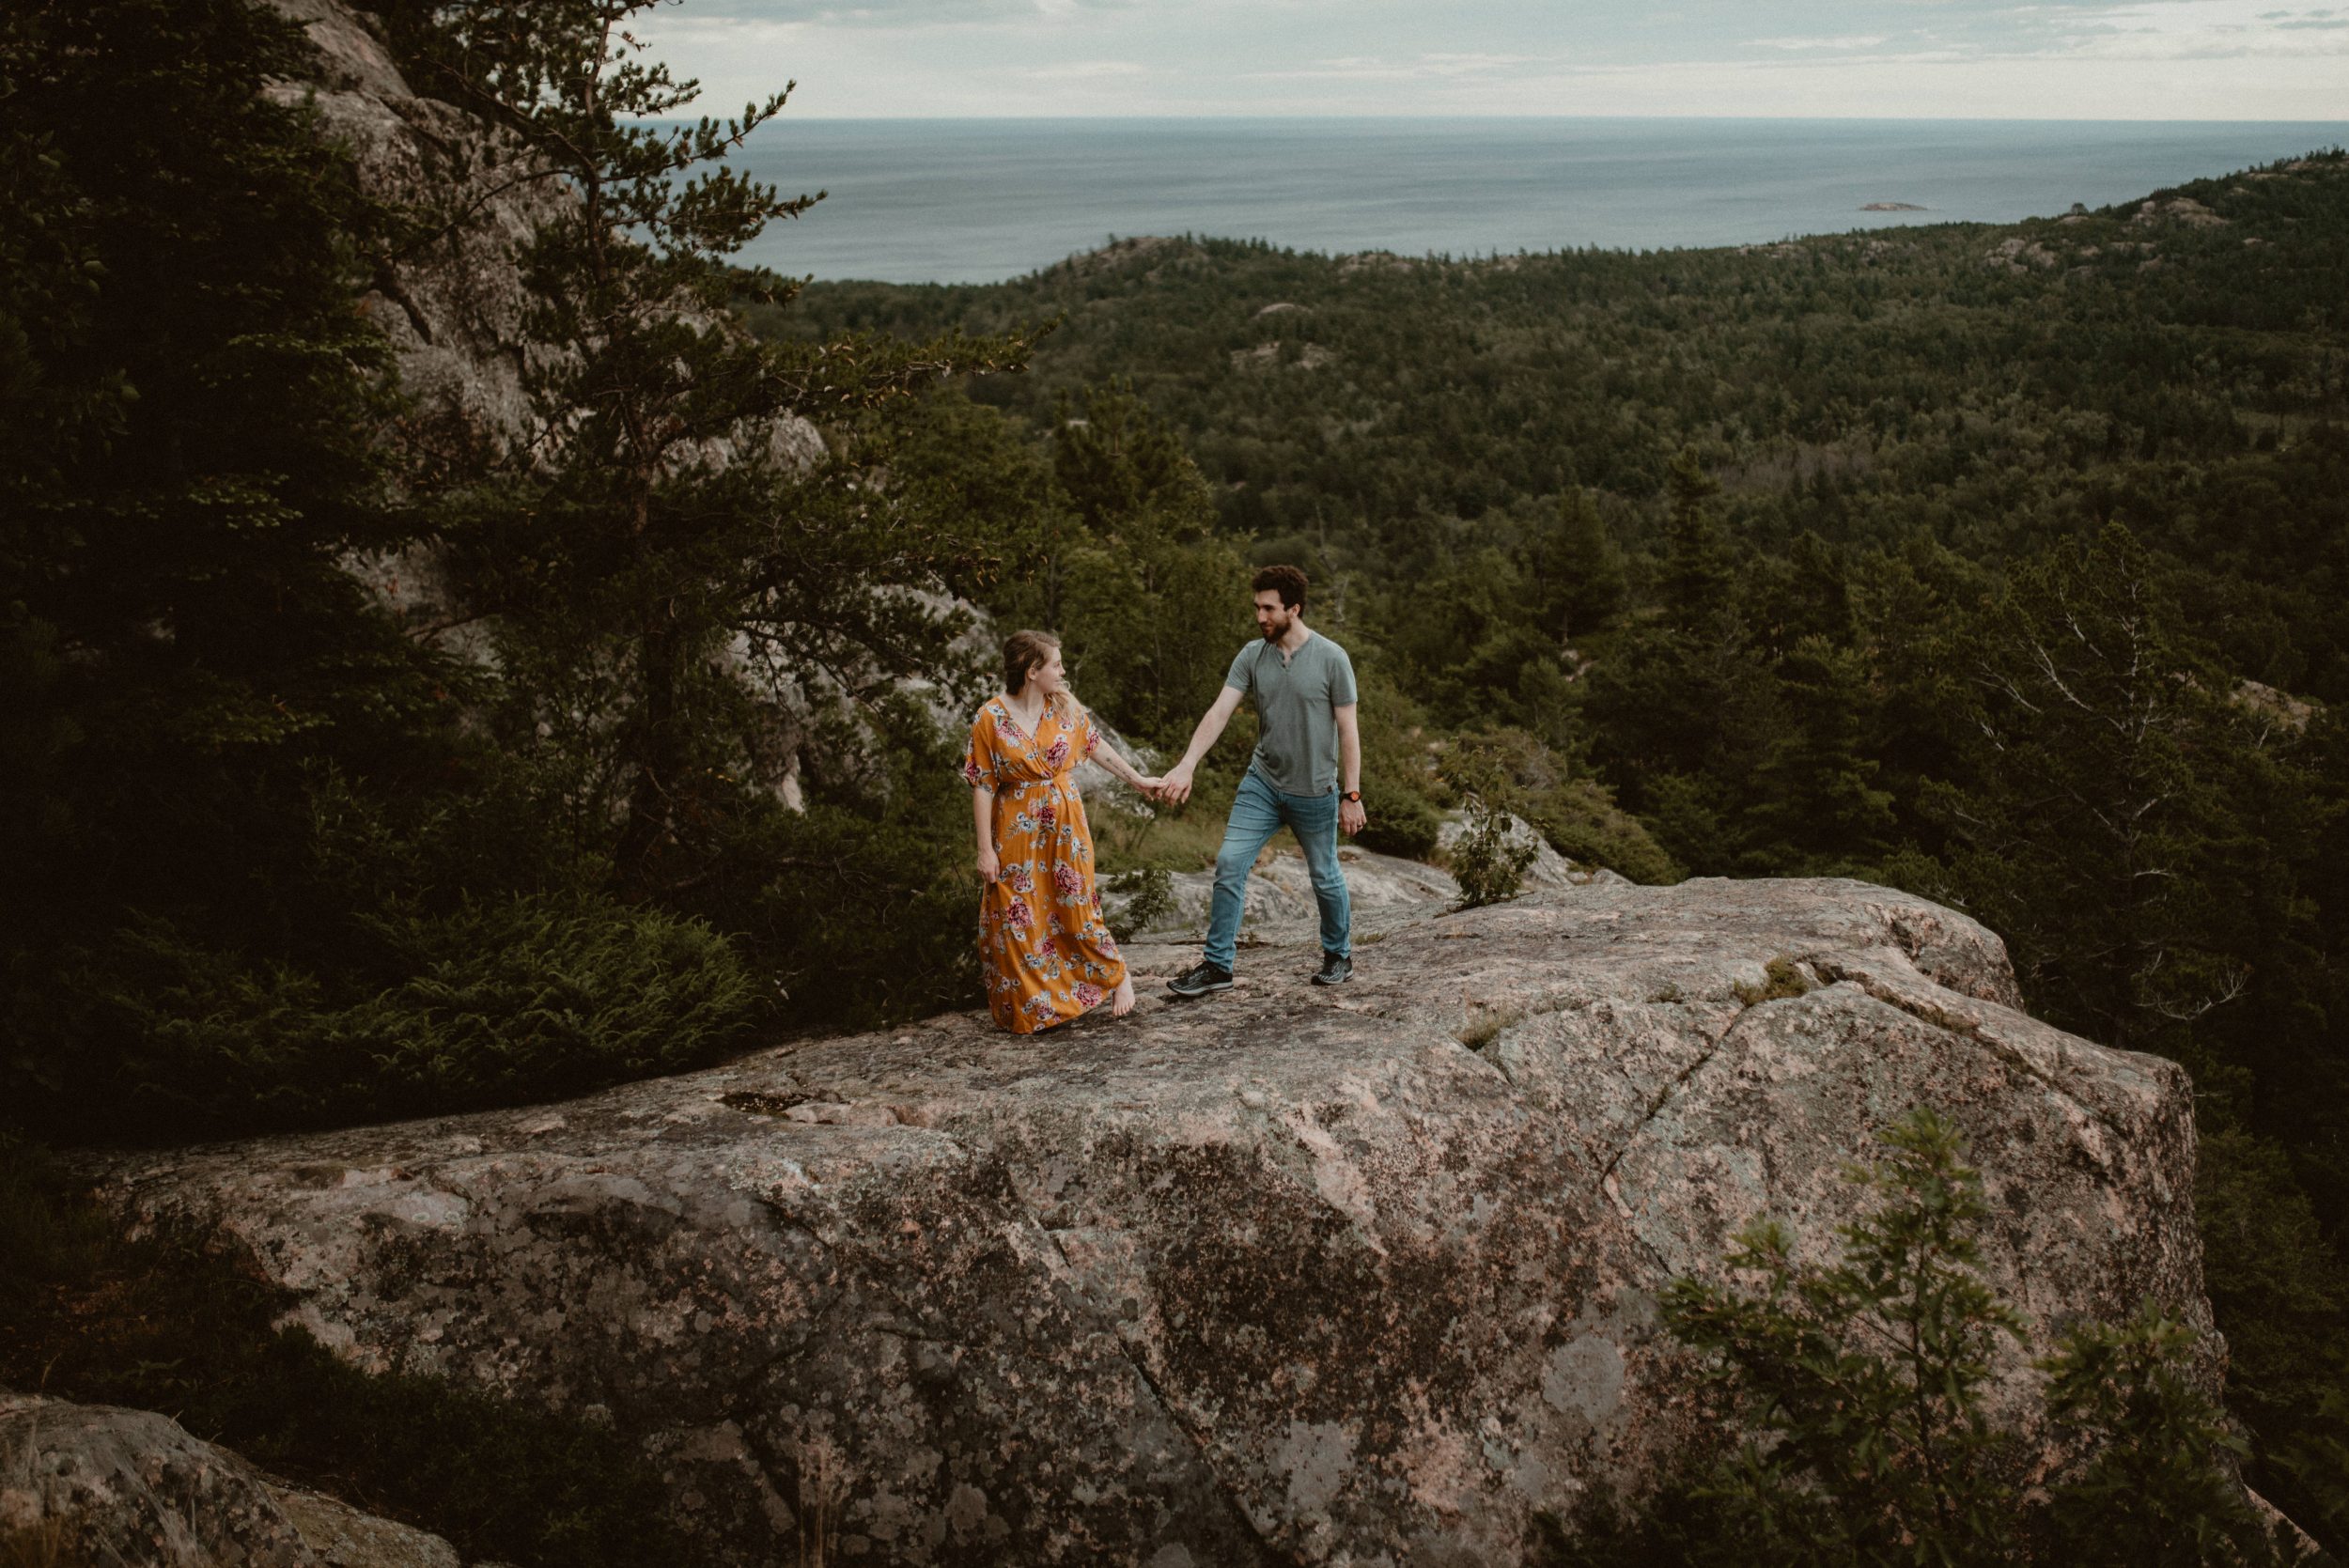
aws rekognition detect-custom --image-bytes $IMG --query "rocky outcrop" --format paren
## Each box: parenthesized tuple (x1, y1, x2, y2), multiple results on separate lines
(1111, 825, 1610, 946)
(269, 0, 556, 469)
(76, 877, 2209, 1566)
(2134, 195, 2230, 228)
(269, 0, 869, 787)
(0, 1391, 460, 1568)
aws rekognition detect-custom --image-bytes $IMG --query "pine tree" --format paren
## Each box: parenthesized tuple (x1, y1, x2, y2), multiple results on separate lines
(1523, 487, 1627, 644)
(395, 0, 1032, 891)
(1744, 634, 1895, 872)
(0, 0, 440, 943)
(1930, 523, 2247, 1052)
(1659, 445, 1737, 631)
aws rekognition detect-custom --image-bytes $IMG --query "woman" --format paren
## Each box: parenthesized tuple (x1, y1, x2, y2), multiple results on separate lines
(964, 630, 1159, 1032)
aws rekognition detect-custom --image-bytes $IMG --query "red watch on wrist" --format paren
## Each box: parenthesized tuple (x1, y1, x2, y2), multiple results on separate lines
(1341, 790, 1362, 803)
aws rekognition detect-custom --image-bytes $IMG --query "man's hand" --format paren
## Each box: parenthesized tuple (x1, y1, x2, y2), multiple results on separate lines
(1339, 797, 1367, 837)
(1159, 765, 1196, 806)
(976, 845, 1000, 883)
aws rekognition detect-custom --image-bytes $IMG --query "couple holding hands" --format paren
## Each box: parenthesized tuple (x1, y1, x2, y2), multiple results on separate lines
(962, 566, 1368, 1034)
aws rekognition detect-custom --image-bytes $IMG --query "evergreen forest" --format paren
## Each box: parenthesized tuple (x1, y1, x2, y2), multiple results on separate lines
(4, 0, 2348, 1557)
(772, 155, 2349, 1551)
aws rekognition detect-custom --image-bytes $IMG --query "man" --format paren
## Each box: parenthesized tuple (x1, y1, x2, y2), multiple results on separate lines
(1159, 565, 1366, 995)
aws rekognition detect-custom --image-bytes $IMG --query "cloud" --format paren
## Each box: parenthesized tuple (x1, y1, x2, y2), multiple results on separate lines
(2034, 0, 2349, 57)
(1745, 35, 1893, 50)
(676, 0, 1133, 25)
(1246, 51, 1551, 82)
(1020, 57, 1148, 77)
(630, 0, 2349, 118)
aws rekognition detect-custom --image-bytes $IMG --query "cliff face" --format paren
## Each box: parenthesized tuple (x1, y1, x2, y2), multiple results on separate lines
(271, 0, 838, 778)
(270, 0, 552, 468)
(81, 878, 2209, 1566)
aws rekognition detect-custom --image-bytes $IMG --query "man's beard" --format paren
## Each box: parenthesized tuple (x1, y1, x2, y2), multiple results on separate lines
(1261, 612, 1291, 641)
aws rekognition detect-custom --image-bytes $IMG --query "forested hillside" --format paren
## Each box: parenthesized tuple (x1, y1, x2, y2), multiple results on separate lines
(763, 156, 2349, 1544)
(5, 0, 2348, 1548)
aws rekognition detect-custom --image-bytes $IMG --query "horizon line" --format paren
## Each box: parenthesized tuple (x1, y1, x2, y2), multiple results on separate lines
(670, 111, 2349, 126)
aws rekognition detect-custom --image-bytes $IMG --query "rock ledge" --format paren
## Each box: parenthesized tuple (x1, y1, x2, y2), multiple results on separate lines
(81, 878, 2208, 1566)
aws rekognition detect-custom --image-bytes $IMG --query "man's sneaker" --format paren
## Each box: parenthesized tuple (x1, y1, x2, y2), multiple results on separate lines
(1312, 953, 1353, 986)
(1166, 960, 1234, 999)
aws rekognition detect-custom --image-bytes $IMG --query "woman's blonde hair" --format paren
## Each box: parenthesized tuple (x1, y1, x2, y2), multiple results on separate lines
(1001, 629, 1061, 696)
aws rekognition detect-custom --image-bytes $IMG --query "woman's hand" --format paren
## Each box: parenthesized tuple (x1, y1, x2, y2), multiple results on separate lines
(1136, 775, 1165, 799)
(977, 845, 1000, 884)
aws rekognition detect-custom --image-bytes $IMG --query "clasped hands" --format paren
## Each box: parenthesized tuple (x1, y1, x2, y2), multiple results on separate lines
(1131, 768, 1366, 836)
(1138, 767, 1195, 807)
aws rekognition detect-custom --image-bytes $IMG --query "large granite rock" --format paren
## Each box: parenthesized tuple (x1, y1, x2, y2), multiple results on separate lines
(78, 879, 2208, 1566)
(0, 1391, 459, 1568)
(1112, 817, 1616, 947)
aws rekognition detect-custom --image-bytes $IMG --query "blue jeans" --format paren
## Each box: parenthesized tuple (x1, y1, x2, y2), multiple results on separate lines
(1204, 767, 1351, 971)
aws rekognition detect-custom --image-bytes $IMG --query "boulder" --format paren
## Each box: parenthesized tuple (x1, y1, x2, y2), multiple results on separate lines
(1111, 814, 1615, 946)
(0, 1390, 459, 1568)
(77, 879, 2210, 1566)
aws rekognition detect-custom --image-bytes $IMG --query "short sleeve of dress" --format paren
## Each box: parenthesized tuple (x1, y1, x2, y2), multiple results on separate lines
(1077, 703, 1103, 757)
(961, 711, 997, 790)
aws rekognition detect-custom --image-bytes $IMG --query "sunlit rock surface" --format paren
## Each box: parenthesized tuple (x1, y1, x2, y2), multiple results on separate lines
(81, 880, 2208, 1566)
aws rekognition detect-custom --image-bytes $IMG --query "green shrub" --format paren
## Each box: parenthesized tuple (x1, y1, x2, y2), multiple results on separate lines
(13, 893, 757, 1138)
(2042, 1304, 2293, 1566)
(1441, 742, 1538, 908)
(1447, 727, 1680, 883)
(1541, 1109, 2305, 1567)
(1535, 774, 1684, 885)
(1449, 791, 1538, 909)
(1351, 664, 1448, 861)
(1353, 785, 1444, 860)
(1106, 865, 1176, 940)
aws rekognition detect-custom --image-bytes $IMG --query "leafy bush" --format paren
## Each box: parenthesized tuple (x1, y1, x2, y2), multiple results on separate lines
(12, 893, 757, 1138)
(2043, 1304, 2289, 1566)
(1353, 785, 1444, 861)
(1105, 865, 1176, 941)
(1447, 726, 1680, 883)
(1448, 792, 1538, 909)
(661, 693, 991, 1033)
(1440, 741, 1539, 908)
(1541, 1110, 2309, 1566)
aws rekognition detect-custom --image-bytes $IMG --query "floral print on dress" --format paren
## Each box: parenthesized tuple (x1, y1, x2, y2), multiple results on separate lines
(961, 691, 1126, 1033)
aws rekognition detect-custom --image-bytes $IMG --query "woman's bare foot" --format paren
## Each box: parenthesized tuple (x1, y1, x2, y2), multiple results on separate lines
(1111, 976, 1137, 1017)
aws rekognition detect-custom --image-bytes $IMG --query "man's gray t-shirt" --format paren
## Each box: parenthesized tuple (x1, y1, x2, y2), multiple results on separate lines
(1224, 631, 1359, 797)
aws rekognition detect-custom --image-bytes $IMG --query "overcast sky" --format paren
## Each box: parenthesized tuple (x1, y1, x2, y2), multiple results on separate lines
(629, 0, 2349, 119)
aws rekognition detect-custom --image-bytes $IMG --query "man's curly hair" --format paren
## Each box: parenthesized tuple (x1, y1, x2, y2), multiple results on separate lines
(1252, 564, 1308, 612)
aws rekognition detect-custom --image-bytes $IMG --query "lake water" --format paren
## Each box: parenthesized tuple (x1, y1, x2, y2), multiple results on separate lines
(721, 117, 2347, 284)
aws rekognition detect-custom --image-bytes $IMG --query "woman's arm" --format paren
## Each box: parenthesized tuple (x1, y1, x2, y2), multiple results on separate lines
(972, 785, 999, 882)
(1081, 713, 1160, 794)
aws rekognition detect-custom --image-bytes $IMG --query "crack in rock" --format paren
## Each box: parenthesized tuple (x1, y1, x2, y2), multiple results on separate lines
(1594, 1004, 1762, 1195)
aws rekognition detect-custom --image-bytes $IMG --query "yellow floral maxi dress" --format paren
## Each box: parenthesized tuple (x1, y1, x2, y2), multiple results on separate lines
(962, 693, 1128, 1032)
